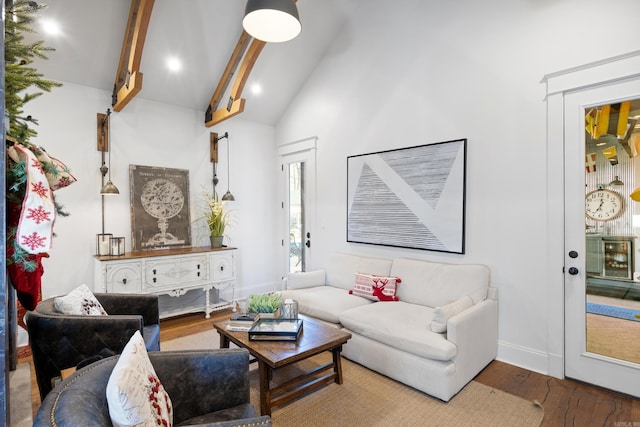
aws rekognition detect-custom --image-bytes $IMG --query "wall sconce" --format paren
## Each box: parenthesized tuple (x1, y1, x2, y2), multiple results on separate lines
(110, 237, 126, 256)
(98, 108, 120, 195)
(215, 132, 236, 201)
(243, 0, 301, 43)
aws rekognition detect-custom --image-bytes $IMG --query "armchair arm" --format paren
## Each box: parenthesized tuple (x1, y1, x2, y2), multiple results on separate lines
(447, 298, 498, 391)
(96, 293, 159, 326)
(25, 310, 144, 400)
(149, 350, 252, 425)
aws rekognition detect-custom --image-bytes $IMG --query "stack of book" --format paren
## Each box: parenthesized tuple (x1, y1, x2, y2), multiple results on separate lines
(226, 312, 260, 331)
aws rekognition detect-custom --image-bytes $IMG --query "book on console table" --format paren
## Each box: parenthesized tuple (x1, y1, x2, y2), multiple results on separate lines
(248, 318, 303, 341)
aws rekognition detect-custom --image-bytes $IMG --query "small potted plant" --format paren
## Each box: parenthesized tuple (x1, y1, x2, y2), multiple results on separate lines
(200, 189, 232, 248)
(248, 293, 282, 318)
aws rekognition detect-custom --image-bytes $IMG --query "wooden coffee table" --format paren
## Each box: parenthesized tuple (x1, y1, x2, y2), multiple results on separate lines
(213, 314, 352, 416)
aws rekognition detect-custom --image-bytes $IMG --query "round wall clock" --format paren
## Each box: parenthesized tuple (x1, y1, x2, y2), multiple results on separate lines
(585, 189, 623, 221)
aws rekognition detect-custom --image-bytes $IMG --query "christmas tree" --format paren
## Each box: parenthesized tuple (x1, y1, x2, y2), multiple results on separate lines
(5, 0, 71, 313)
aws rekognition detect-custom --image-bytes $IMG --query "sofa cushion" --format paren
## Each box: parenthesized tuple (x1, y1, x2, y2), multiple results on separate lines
(281, 286, 371, 324)
(350, 273, 400, 301)
(106, 331, 173, 427)
(326, 253, 392, 291)
(54, 284, 108, 316)
(339, 302, 457, 361)
(431, 295, 473, 333)
(391, 258, 489, 307)
(286, 269, 326, 290)
(177, 403, 261, 426)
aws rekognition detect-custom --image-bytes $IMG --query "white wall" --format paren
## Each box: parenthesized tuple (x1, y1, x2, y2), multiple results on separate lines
(23, 82, 280, 304)
(275, 0, 640, 374)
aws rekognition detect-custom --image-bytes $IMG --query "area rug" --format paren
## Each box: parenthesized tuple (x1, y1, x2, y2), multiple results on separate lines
(586, 302, 640, 321)
(163, 329, 544, 426)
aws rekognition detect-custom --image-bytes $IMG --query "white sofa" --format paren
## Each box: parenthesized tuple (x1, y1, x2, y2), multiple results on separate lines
(281, 253, 498, 402)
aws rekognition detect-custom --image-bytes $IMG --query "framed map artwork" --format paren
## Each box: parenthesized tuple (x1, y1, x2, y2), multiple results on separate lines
(129, 165, 192, 251)
(347, 139, 467, 254)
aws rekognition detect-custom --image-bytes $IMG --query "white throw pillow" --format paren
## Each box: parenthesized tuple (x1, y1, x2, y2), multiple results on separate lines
(53, 284, 108, 316)
(431, 295, 473, 333)
(286, 269, 326, 290)
(106, 331, 173, 427)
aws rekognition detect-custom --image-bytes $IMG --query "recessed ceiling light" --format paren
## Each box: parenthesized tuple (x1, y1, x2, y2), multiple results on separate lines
(166, 57, 182, 72)
(41, 19, 60, 36)
(250, 83, 262, 95)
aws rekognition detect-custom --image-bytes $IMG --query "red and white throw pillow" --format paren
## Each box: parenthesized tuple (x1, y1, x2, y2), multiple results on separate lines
(350, 272, 401, 301)
(106, 331, 173, 427)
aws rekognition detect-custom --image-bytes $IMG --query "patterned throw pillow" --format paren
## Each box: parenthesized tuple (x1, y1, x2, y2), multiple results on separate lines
(349, 273, 401, 301)
(53, 284, 108, 316)
(106, 331, 173, 427)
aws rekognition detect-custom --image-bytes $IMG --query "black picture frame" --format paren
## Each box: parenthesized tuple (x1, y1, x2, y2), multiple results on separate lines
(129, 164, 192, 251)
(347, 139, 467, 254)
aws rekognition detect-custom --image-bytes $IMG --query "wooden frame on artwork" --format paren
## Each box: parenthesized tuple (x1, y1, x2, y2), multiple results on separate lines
(129, 164, 192, 251)
(347, 139, 467, 254)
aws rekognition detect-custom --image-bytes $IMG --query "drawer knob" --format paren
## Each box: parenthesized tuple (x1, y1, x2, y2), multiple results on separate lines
(153, 277, 157, 283)
(197, 272, 200, 277)
(197, 264, 200, 269)
(153, 269, 157, 275)
(220, 265, 224, 272)
(122, 278, 127, 285)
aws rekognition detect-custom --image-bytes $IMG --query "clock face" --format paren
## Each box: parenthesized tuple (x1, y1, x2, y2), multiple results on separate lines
(585, 189, 623, 221)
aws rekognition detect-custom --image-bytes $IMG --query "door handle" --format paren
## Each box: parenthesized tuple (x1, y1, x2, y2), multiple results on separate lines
(568, 267, 579, 275)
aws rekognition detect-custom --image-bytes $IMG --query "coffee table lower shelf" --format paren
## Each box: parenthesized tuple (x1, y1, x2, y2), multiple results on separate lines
(214, 315, 351, 416)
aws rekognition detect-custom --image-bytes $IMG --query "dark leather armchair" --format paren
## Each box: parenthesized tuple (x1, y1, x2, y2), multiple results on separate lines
(25, 293, 161, 400)
(34, 349, 272, 427)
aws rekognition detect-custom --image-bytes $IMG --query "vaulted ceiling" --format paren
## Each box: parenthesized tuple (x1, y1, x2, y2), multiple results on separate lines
(27, 0, 355, 125)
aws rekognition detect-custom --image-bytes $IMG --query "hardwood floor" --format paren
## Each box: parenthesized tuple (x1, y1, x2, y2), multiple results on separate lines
(20, 309, 640, 425)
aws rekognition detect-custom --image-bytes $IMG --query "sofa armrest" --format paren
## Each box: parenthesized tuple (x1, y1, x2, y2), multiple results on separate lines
(446, 298, 498, 389)
(96, 293, 160, 326)
(283, 269, 326, 290)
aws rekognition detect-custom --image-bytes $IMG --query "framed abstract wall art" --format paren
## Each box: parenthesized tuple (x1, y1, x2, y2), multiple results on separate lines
(347, 139, 466, 254)
(130, 165, 192, 251)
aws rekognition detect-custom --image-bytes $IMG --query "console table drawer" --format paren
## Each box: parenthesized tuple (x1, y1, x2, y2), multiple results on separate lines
(105, 262, 143, 293)
(144, 256, 209, 292)
(211, 253, 234, 281)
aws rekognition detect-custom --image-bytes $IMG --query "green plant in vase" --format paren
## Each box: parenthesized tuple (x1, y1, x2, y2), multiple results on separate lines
(200, 189, 232, 248)
(248, 293, 282, 318)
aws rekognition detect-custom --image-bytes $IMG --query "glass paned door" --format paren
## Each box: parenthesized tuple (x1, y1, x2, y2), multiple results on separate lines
(288, 161, 305, 273)
(279, 138, 317, 277)
(565, 78, 640, 397)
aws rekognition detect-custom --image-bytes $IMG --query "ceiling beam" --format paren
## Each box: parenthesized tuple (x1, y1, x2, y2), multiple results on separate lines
(204, 37, 265, 127)
(112, 0, 155, 112)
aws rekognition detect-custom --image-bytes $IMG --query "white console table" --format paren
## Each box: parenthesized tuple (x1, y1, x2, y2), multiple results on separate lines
(94, 247, 236, 318)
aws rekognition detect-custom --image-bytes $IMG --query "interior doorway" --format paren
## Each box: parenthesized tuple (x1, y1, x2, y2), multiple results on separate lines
(278, 137, 317, 277)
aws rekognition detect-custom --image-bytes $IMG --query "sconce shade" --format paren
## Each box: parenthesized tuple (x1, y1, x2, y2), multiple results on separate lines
(609, 175, 624, 186)
(243, 0, 301, 43)
(222, 190, 235, 201)
(100, 180, 120, 195)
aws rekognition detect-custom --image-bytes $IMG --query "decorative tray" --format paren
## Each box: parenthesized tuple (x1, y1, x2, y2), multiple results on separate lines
(248, 318, 303, 341)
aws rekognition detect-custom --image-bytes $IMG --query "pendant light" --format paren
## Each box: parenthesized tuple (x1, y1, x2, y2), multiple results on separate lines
(243, 0, 301, 43)
(222, 134, 235, 201)
(100, 109, 120, 195)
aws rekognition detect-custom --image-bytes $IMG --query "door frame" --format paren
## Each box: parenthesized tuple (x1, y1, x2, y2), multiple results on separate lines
(544, 50, 640, 379)
(277, 136, 318, 279)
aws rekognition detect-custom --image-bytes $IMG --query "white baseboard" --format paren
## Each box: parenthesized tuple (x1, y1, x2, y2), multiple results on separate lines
(497, 340, 554, 377)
